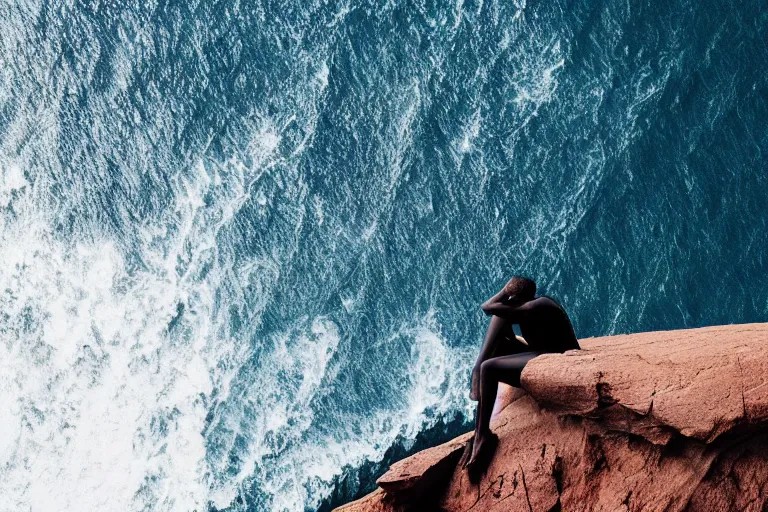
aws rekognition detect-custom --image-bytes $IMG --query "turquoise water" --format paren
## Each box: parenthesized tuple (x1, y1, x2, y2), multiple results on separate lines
(0, 0, 766, 510)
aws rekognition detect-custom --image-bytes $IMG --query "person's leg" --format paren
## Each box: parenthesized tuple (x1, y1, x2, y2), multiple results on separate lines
(478, 351, 540, 433)
(471, 321, 527, 430)
(468, 351, 542, 466)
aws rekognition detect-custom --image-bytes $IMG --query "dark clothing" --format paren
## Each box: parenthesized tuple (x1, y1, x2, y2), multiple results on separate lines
(481, 350, 541, 388)
(514, 295, 580, 353)
(476, 350, 542, 446)
(473, 295, 579, 437)
(468, 291, 580, 472)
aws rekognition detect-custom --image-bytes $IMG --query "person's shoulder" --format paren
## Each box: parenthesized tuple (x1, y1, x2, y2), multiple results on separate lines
(537, 295, 564, 310)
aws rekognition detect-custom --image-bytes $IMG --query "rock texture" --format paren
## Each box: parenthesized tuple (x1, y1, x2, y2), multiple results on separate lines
(334, 323, 768, 512)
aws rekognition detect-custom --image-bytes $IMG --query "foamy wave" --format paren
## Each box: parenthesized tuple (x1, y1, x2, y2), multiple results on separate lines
(258, 311, 473, 511)
(0, 152, 264, 510)
(0, 220, 211, 510)
(0, 179, 475, 510)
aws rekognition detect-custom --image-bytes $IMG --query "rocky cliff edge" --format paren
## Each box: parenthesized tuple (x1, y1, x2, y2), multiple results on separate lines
(334, 323, 768, 512)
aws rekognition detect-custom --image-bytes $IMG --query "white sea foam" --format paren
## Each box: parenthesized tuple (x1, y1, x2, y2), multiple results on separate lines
(0, 163, 475, 510)
(256, 310, 473, 512)
(0, 218, 208, 510)
(0, 163, 27, 207)
(0, 152, 266, 511)
(454, 108, 482, 156)
(0, 4, 554, 511)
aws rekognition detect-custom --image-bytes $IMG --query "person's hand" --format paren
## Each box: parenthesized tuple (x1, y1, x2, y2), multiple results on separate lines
(469, 365, 481, 401)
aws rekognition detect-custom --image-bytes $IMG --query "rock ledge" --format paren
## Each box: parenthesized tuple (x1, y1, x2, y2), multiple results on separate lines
(334, 323, 768, 512)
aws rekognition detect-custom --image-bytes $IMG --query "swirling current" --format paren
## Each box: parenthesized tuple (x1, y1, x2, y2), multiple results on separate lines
(1, 0, 766, 510)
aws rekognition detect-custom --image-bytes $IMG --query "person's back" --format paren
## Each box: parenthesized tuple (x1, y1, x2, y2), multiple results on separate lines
(517, 295, 580, 354)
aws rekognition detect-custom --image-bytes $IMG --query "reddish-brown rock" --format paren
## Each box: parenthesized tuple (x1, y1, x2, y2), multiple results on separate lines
(333, 323, 768, 512)
(522, 323, 768, 443)
(376, 432, 472, 501)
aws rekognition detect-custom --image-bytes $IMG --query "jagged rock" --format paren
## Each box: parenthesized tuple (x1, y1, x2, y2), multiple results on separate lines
(522, 323, 768, 442)
(357, 392, 527, 507)
(333, 323, 768, 512)
(333, 489, 405, 512)
(375, 432, 472, 501)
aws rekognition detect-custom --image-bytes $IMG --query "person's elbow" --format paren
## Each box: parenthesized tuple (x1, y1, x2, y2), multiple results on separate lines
(480, 304, 493, 316)
(482, 305, 505, 318)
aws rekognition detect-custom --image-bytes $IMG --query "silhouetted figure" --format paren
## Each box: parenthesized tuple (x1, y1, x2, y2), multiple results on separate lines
(462, 276, 580, 477)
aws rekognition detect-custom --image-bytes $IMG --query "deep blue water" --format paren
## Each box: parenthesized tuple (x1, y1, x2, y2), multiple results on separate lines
(0, 0, 766, 510)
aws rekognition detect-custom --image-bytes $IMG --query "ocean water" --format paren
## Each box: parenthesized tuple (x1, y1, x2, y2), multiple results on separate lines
(1, 0, 766, 510)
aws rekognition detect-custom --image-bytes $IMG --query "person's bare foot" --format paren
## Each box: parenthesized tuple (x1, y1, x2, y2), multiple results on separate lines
(459, 436, 474, 469)
(466, 431, 496, 469)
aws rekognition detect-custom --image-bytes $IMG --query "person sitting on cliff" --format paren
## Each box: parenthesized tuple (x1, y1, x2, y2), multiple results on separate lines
(463, 276, 580, 473)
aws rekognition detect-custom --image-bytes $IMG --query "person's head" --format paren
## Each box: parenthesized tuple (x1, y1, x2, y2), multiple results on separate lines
(502, 276, 536, 303)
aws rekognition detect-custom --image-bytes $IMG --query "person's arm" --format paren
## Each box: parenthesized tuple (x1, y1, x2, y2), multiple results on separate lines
(480, 289, 508, 313)
(481, 295, 546, 321)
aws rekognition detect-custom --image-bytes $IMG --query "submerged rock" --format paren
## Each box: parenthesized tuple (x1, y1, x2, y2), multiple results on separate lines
(334, 323, 768, 512)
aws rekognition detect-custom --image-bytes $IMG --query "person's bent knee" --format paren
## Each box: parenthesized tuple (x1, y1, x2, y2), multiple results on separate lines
(479, 359, 498, 380)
